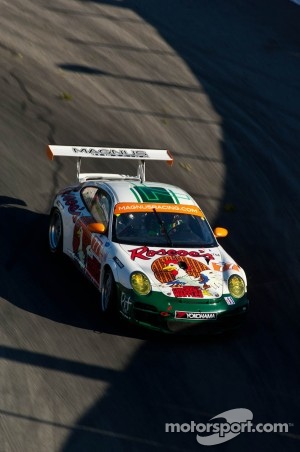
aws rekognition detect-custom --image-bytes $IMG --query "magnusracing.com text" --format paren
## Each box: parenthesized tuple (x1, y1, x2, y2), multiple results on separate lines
(165, 409, 291, 446)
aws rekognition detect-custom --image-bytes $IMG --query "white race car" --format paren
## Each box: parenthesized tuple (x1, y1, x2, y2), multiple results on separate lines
(47, 145, 249, 334)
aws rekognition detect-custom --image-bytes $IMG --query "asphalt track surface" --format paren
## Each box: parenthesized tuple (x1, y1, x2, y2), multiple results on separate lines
(0, 1, 300, 451)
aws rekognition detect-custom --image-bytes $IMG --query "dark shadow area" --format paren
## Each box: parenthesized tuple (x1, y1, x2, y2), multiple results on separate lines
(58, 64, 106, 75)
(58, 63, 203, 92)
(0, 345, 117, 381)
(0, 196, 26, 207)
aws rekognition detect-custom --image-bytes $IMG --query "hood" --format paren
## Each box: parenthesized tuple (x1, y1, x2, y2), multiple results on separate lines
(118, 243, 245, 300)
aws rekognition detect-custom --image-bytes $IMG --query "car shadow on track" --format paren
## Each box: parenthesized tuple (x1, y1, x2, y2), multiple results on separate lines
(0, 197, 125, 336)
(0, 197, 250, 343)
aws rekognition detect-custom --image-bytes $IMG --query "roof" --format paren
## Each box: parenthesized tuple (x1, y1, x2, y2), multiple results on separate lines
(98, 180, 199, 207)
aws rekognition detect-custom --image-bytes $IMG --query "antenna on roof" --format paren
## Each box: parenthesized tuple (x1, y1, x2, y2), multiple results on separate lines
(137, 160, 146, 182)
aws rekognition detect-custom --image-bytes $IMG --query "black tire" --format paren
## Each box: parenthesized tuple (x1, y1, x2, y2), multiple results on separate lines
(101, 269, 116, 314)
(48, 208, 63, 254)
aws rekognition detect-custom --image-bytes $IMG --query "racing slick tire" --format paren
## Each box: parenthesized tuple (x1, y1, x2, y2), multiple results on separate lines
(49, 208, 63, 254)
(101, 268, 116, 315)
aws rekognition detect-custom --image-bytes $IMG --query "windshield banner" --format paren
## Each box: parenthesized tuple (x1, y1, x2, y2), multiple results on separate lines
(114, 202, 204, 217)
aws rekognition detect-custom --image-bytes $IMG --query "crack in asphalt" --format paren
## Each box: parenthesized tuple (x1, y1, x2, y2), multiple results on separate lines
(8, 71, 64, 210)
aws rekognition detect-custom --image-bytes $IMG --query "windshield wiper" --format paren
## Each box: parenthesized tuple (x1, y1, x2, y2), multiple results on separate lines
(153, 208, 173, 246)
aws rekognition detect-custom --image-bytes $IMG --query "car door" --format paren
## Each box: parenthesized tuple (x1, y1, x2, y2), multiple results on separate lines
(73, 186, 112, 288)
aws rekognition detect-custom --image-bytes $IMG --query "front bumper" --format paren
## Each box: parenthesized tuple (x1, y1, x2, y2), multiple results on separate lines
(117, 285, 249, 334)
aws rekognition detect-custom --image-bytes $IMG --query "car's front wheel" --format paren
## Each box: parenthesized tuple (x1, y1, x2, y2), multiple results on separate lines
(49, 208, 63, 254)
(101, 269, 116, 314)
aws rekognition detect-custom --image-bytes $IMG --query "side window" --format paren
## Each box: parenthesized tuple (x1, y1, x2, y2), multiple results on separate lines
(81, 187, 112, 230)
(81, 187, 98, 211)
(90, 189, 111, 229)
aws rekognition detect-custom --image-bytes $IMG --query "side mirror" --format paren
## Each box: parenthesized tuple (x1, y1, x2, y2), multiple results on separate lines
(214, 227, 228, 238)
(88, 223, 106, 234)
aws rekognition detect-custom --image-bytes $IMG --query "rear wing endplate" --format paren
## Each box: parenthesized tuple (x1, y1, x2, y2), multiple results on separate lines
(46, 145, 173, 183)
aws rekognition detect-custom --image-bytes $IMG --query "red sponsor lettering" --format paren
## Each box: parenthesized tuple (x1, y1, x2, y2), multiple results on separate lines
(172, 286, 203, 298)
(175, 311, 186, 318)
(129, 246, 152, 260)
(62, 194, 82, 216)
(91, 236, 102, 257)
(177, 250, 188, 256)
(129, 246, 213, 261)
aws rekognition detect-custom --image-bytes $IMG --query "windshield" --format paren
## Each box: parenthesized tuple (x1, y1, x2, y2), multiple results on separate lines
(112, 211, 217, 247)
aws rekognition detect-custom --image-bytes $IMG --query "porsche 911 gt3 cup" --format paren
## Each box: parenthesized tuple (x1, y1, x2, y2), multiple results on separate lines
(47, 145, 249, 334)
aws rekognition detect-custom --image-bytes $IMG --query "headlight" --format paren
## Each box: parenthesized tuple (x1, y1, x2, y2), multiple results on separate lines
(130, 272, 151, 295)
(228, 274, 245, 299)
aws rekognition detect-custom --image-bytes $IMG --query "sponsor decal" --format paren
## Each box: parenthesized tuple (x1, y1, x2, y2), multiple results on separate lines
(175, 311, 217, 320)
(224, 296, 235, 305)
(72, 147, 149, 158)
(129, 246, 213, 261)
(131, 186, 175, 203)
(113, 256, 124, 268)
(212, 262, 240, 272)
(120, 292, 132, 318)
(152, 257, 208, 283)
(130, 185, 194, 204)
(91, 235, 103, 258)
(72, 219, 101, 283)
(62, 193, 84, 216)
(114, 202, 204, 216)
(172, 287, 203, 298)
(152, 256, 222, 299)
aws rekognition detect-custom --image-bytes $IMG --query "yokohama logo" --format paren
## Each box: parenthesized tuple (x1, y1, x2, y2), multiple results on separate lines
(175, 311, 217, 320)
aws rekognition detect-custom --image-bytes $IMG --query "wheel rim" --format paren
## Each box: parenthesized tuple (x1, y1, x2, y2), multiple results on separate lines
(49, 211, 62, 251)
(102, 272, 113, 312)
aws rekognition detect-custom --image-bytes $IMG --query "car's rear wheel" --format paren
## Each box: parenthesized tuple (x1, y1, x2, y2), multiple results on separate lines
(49, 208, 63, 254)
(101, 269, 116, 314)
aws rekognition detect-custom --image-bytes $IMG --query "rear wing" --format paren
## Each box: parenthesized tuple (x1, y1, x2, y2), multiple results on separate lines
(46, 145, 173, 183)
